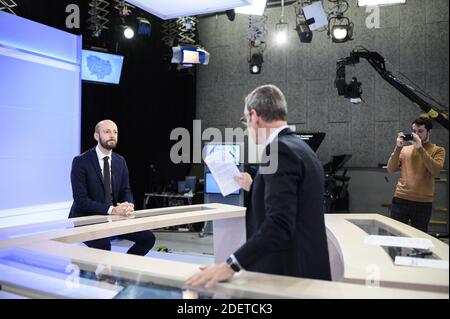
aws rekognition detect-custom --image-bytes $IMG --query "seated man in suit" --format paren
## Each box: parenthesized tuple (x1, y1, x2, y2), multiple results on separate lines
(186, 84, 331, 288)
(69, 119, 155, 256)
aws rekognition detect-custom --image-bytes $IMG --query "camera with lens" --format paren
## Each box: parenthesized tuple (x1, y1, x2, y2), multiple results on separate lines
(402, 133, 414, 141)
(335, 60, 362, 104)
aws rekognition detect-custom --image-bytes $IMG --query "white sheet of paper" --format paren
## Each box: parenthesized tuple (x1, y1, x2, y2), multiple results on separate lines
(364, 235, 434, 250)
(394, 256, 449, 270)
(204, 150, 241, 196)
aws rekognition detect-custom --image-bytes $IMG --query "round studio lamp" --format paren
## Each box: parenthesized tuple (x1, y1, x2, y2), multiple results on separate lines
(124, 27, 135, 39)
(332, 26, 348, 41)
(329, 16, 353, 43)
(249, 52, 263, 74)
(275, 31, 288, 45)
(251, 65, 260, 74)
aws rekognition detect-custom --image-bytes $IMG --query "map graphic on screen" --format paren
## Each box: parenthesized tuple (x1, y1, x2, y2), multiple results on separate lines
(82, 49, 124, 84)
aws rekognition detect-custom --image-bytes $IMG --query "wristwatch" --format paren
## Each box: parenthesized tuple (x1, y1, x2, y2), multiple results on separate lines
(226, 256, 241, 272)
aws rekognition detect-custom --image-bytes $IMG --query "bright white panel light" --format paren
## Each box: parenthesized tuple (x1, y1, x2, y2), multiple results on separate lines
(183, 51, 200, 64)
(126, 0, 253, 20)
(303, 1, 328, 31)
(124, 27, 135, 39)
(275, 31, 288, 45)
(358, 0, 406, 6)
(235, 0, 267, 16)
(332, 27, 348, 40)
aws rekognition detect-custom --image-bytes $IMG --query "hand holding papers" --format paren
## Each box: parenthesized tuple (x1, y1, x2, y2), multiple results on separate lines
(204, 149, 241, 196)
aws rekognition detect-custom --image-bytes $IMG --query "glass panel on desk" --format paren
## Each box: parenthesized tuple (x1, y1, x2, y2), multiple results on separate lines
(0, 247, 231, 299)
(348, 219, 440, 262)
(0, 206, 215, 239)
(135, 205, 212, 219)
(0, 217, 110, 240)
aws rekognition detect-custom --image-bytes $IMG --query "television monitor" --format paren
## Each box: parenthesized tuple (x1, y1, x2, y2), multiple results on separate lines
(204, 144, 241, 166)
(295, 132, 326, 152)
(205, 173, 240, 195)
(81, 49, 124, 84)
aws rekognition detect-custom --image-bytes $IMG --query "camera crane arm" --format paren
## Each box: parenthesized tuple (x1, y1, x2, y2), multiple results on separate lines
(336, 49, 449, 130)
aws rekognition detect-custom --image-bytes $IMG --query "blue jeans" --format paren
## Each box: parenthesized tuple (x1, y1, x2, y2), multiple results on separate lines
(390, 197, 432, 233)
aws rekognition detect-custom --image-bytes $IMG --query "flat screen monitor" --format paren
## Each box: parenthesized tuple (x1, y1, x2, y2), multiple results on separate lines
(205, 173, 240, 195)
(204, 144, 241, 166)
(81, 49, 124, 84)
(295, 132, 326, 152)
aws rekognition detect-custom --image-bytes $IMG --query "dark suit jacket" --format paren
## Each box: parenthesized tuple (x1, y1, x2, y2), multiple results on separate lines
(234, 128, 331, 280)
(69, 148, 133, 218)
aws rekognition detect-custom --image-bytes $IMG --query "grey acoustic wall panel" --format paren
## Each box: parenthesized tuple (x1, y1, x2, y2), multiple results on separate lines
(425, 0, 449, 23)
(196, 0, 449, 168)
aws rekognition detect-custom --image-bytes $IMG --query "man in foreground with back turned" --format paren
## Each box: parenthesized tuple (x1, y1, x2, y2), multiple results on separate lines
(186, 84, 331, 288)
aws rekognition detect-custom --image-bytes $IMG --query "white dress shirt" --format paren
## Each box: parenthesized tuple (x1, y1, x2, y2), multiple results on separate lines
(265, 125, 290, 146)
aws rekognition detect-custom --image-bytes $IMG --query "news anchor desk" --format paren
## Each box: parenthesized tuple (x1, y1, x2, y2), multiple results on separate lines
(0, 204, 447, 299)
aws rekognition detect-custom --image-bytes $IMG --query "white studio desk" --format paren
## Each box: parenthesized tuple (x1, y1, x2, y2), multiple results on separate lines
(0, 204, 447, 299)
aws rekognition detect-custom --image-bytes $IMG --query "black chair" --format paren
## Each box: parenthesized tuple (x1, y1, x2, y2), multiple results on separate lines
(324, 155, 352, 213)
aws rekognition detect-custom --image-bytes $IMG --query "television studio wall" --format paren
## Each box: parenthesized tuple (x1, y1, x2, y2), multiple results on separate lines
(196, 0, 449, 169)
(0, 11, 82, 211)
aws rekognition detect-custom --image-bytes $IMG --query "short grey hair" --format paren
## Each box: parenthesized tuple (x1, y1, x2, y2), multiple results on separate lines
(245, 84, 288, 122)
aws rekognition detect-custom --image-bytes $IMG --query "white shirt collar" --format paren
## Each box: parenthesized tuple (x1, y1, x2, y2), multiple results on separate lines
(265, 125, 290, 146)
(95, 145, 112, 161)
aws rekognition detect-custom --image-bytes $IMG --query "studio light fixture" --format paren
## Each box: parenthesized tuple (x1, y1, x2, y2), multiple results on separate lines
(225, 9, 236, 21)
(327, 0, 353, 43)
(114, 1, 137, 40)
(247, 15, 267, 74)
(137, 17, 151, 36)
(294, 1, 315, 44)
(302, 1, 328, 31)
(357, 0, 406, 6)
(296, 23, 312, 43)
(275, 22, 289, 45)
(329, 17, 353, 42)
(123, 26, 135, 39)
(249, 52, 264, 74)
(275, 0, 288, 45)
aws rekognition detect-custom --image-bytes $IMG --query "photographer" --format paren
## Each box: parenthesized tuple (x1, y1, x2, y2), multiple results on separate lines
(387, 116, 446, 232)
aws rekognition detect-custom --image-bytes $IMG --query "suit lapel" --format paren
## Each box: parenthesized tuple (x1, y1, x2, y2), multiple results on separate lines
(89, 148, 104, 186)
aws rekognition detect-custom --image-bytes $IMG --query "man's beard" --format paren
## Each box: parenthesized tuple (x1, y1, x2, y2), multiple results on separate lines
(100, 139, 117, 150)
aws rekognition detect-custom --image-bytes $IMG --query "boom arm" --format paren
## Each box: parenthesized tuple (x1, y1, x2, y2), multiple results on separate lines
(336, 50, 449, 130)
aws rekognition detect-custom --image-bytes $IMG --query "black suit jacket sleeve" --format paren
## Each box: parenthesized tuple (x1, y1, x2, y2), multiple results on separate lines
(234, 143, 303, 269)
(71, 156, 110, 215)
(118, 159, 133, 204)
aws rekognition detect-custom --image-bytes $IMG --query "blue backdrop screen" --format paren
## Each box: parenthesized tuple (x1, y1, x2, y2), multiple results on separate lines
(0, 12, 81, 211)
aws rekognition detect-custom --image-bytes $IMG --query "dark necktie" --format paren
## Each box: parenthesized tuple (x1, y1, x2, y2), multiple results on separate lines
(103, 156, 112, 205)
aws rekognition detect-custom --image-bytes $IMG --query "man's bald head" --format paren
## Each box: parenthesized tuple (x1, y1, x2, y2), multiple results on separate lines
(95, 120, 117, 133)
